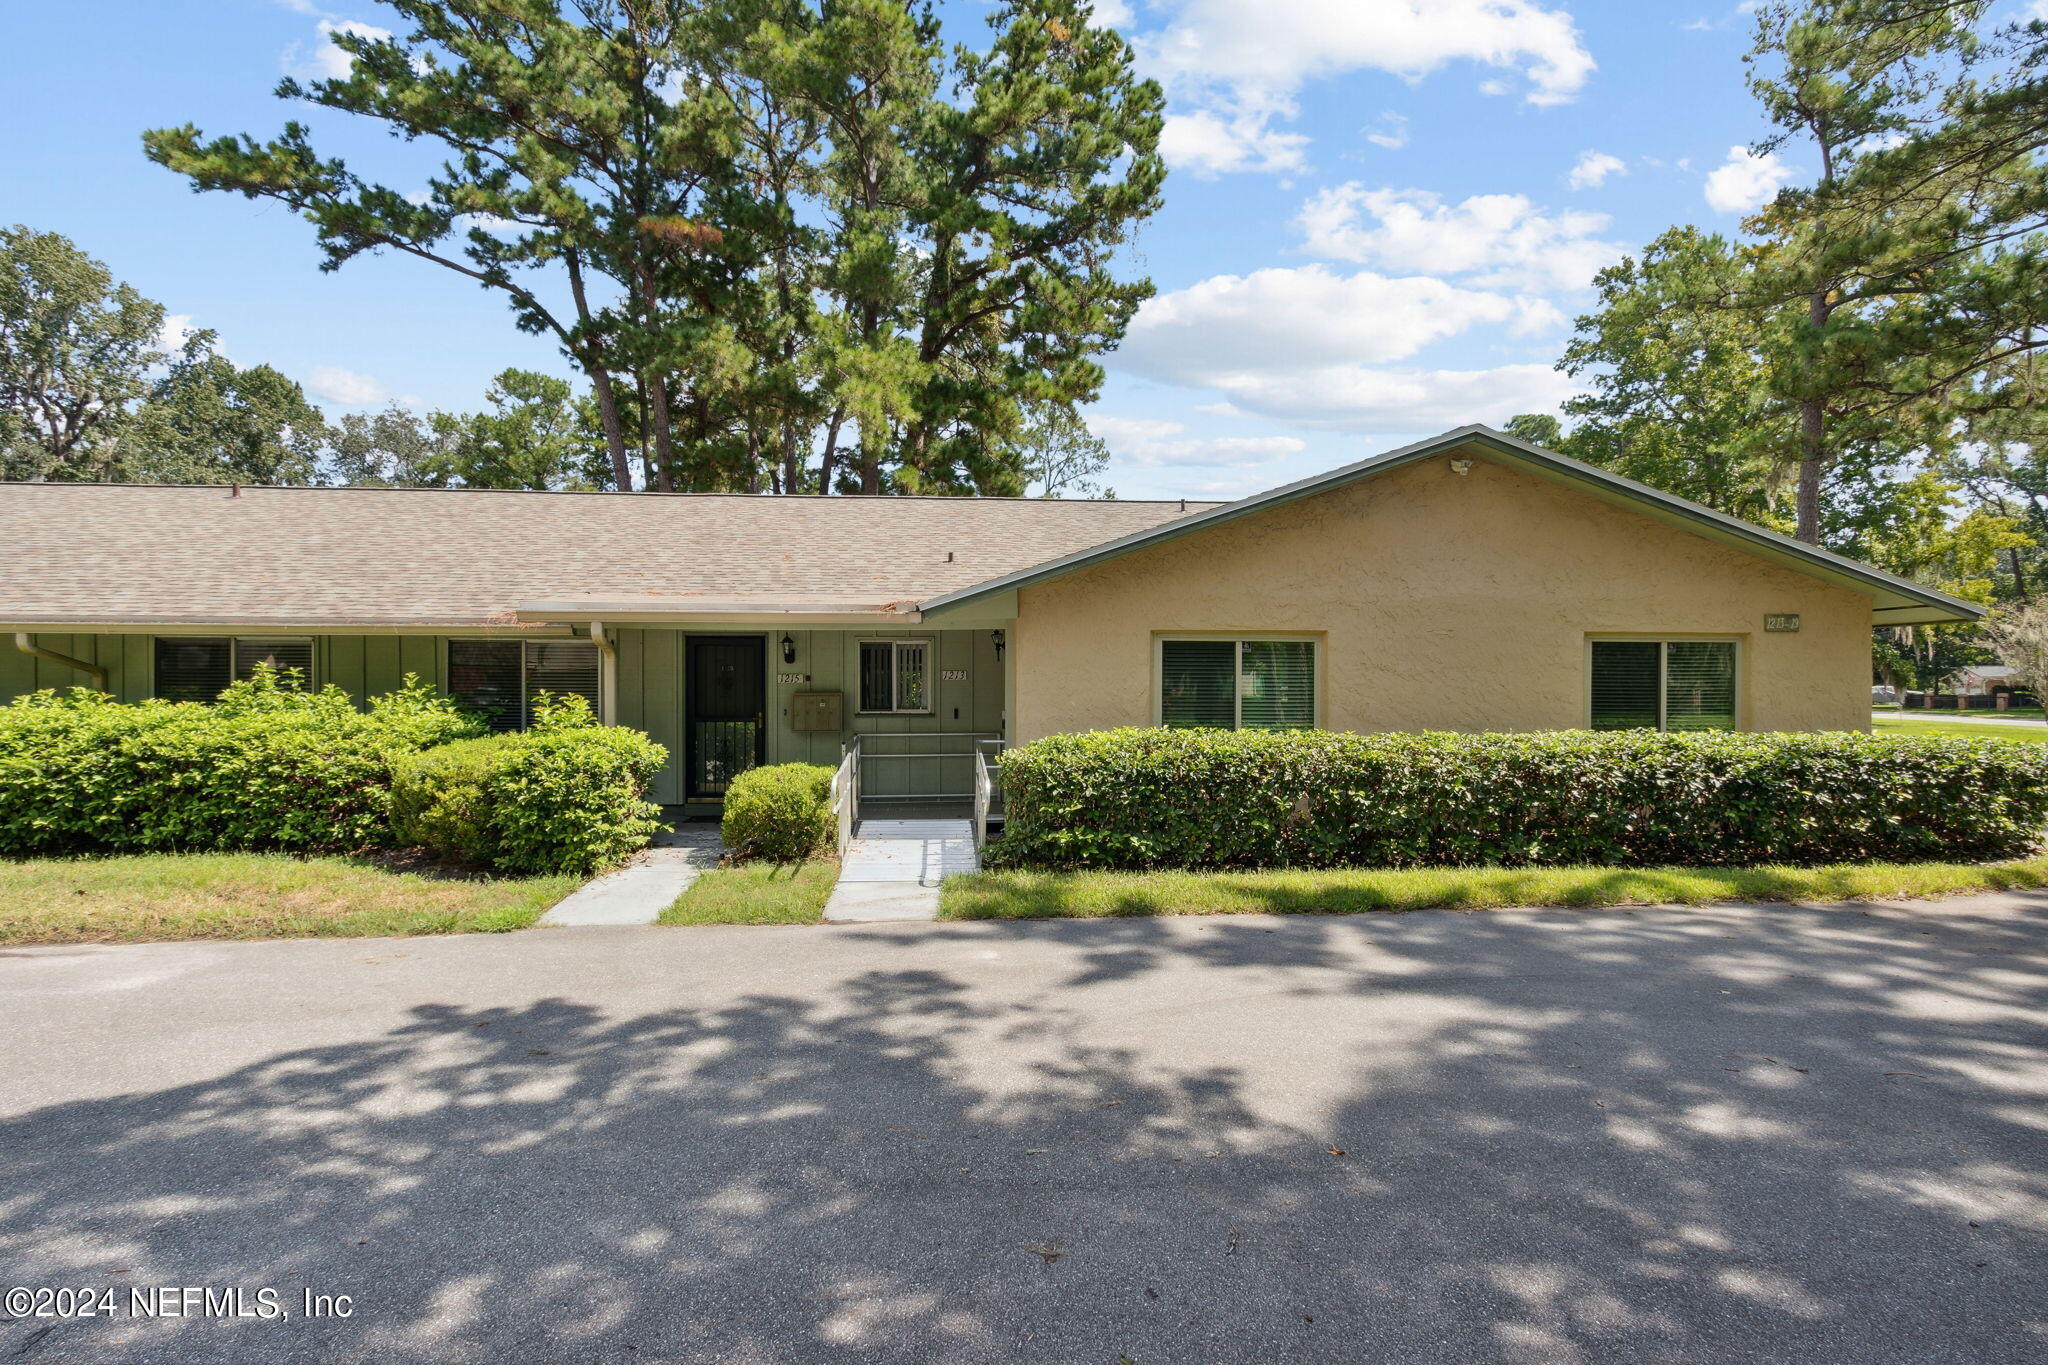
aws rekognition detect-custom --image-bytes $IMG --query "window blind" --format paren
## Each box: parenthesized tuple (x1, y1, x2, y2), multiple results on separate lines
(1664, 641, 1736, 730)
(895, 641, 929, 712)
(1239, 640, 1316, 729)
(1590, 641, 1661, 729)
(859, 641, 893, 713)
(234, 638, 315, 689)
(524, 641, 601, 721)
(1159, 640, 1240, 728)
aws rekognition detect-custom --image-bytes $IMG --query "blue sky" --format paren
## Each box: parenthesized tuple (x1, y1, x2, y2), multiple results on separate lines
(0, 0, 1909, 497)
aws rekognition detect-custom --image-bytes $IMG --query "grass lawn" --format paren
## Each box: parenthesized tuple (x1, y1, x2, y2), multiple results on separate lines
(942, 857, 2048, 920)
(0, 853, 581, 945)
(1874, 715, 2048, 742)
(660, 858, 838, 926)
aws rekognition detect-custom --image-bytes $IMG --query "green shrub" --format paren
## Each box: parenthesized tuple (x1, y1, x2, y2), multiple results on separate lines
(390, 725, 667, 874)
(721, 763, 836, 861)
(990, 727, 2048, 871)
(0, 673, 484, 856)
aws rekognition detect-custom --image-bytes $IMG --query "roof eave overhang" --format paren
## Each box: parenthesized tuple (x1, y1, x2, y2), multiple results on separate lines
(514, 599, 924, 626)
(916, 424, 1986, 626)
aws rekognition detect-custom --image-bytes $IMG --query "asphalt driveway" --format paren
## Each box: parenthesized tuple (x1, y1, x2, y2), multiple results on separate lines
(2, 896, 2044, 1364)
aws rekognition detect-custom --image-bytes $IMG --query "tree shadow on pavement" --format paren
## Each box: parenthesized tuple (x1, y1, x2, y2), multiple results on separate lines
(2, 896, 2044, 1363)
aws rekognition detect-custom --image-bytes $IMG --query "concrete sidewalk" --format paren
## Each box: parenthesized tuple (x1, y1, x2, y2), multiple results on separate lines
(537, 824, 724, 926)
(822, 817, 978, 923)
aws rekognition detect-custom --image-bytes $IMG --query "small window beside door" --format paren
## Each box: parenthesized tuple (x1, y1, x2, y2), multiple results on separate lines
(1159, 637, 1317, 730)
(153, 637, 315, 703)
(858, 640, 931, 714)
(447, 639, 601, 731)
(1589, 639, 1737, 731)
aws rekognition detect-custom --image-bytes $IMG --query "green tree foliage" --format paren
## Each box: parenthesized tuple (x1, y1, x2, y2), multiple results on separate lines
(1729, 0, 2048, 542)
(325, 370, 611, 490)
(0, 225, 167, 480)
(130, 336, 328, 485)
(1013, 402, 1113, 498)
(1553, 228, 1790, 524)
(143, 0, 1164, 496)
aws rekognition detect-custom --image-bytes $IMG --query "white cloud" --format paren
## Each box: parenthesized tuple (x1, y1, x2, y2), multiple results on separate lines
(1704, 145, 1793, 213)
(1567, 149, 1626, 190)
(1110, 264, 1582, 430)
(1142, 0, 1593, 174)
(1295, 185, 1622, 293)
(1194, 361, 1581, 430)
(1090, 0, 1135, 27)
(305, 364, 389, 406)
(1194, 401, 1249, 417)
(1120, 265, 1530, 375)
(286, 19, 393, 82)
(154, 314, 200, 356)
(1363, 112, 1410, 150)
(1160, 98, 1310, 176)
(1087, 415, 1307, 468)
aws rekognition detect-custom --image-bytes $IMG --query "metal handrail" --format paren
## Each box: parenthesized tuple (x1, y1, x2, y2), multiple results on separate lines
(972, 748, 992, 852)
(846, 731, 1002, 803)
(830, 747, 858, 853)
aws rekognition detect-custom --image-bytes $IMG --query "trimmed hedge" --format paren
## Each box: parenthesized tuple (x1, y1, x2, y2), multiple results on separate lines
(720, 763, 835, 861)
(990, 727, 2048, 871)
(389, 699, 667, 874)
(0, 673, 482, 856)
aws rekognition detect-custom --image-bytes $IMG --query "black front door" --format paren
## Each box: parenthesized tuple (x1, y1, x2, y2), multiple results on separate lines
(686, 636, 766, 799)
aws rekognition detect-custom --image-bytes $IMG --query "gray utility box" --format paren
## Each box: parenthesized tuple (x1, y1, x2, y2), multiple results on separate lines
(790, 691, 845, 733)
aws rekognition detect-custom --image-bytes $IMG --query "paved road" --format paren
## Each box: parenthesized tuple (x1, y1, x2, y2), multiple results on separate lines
(3, 898, 2044, 1364)
(1874, 709, 2048, 728)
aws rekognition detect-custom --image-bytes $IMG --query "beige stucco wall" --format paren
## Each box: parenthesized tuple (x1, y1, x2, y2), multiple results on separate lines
(1011, 450, 1873, 742)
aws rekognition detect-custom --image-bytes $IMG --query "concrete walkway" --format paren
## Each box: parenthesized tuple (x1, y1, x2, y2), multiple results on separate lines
(823, 817, 978, 923)
(538, 825, 724, 927)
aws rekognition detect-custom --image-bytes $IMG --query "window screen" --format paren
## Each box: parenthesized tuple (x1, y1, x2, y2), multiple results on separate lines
(155, 637, 314, 703)
(155, 638, 232, 704)
(859, 641, 893, 713)
(1160, 640, 1236, 727)
(449, 640, 522, 731)
(524, 641, 601, 720)
(1589, 641, 1661, 730)
(857, 640, 933, 713)
(1239, 640, 1316, 730)
(1590, 640, 1736, 731)
(234, 638, 315, 689)
(1161, 638, 1315, 729)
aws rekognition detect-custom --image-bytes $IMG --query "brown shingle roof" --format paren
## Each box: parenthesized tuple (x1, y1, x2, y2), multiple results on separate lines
(0, 483, 1218, 629)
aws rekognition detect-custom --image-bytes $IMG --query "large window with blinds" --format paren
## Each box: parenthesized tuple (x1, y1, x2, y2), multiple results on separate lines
(447, 639, 602, 731)
(1589, 638, 1737, 731)
(1158, 637, 1317, 730)
(153, 637, 315, 702)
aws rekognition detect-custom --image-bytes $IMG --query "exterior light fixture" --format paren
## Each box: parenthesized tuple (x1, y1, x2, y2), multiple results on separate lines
(1450, 458, 1474, 476)
(780, 634, 796, 664)
(992, 629, 1006, 661)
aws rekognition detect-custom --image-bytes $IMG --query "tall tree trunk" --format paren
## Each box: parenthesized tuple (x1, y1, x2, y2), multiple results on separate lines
(565, 252, 633, 491)
(1796, 287, 1831, 545)
(817, 406, 845, 495)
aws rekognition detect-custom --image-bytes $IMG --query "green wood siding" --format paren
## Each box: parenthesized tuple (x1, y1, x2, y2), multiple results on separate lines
(2, 627, 1008, 810)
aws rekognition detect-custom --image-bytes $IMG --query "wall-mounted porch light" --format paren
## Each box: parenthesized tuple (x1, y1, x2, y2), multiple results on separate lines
(780, 634, 797, 664)
(991, 629, 1006, 662)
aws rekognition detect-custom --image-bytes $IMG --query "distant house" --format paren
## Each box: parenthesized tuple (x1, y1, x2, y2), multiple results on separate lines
(1, 425, 1983, 813)
(1956, 665, 2021, 695)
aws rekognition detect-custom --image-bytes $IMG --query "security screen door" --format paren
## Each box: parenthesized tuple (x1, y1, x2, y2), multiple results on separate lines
(686, 636, 766, 799)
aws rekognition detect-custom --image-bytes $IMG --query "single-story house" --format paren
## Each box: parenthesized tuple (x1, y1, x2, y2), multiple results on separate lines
(0, 425, 1983, 813)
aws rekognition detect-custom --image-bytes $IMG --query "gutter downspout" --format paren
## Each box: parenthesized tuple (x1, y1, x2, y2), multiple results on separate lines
(588, 621, 618, 725)
(13, 633, 108, 693)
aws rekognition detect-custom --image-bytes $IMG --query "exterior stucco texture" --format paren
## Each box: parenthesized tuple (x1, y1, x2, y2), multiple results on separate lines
(1011, 450, 1873, 741)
